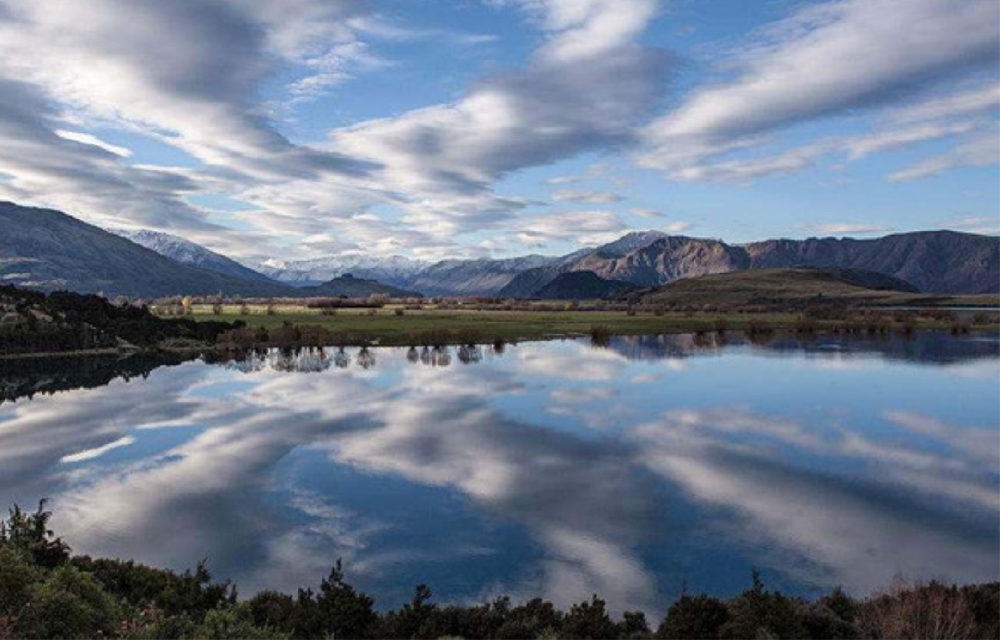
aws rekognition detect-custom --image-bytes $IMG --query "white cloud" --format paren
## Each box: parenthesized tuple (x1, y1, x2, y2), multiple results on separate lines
(662, 221, 694, 233)
(892, 83, 1000, 124)
(844, 121, 978, 160)
(940, 216, 1000, 236)
(889, 127, 1000, 181)
(54, 130, 132, 157)
(60, 436, 135, 463)
(639, 0, 1000, 182)
(810, 223, 893, 236)
(513, 210, 630, 247)
(551, 189, 623, 204)
(670, 142, 835, 184)
(328, 0, 667, 239)
(629, 208, 665, 219)
(0, 0, 386, 256)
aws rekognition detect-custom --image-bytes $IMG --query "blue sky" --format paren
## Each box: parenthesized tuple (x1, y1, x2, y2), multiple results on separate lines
(0, 0, 996, 263)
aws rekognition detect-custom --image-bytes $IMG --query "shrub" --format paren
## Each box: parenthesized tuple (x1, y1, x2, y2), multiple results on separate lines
(657, 594, 728, 639)
(561, 595, 618, 640)
(17, 565, 124, 639)
(589, 324, 612, 347)
(857, 580, 977, 640)
(0, 546, 41, 614)
(195, 604, 284, 639)
(718, 571, 809, 639)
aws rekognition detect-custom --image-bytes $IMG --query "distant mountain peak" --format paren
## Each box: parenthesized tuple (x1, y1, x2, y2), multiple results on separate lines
(0, 202, 291, 297)
(594, 230, 670, 258)
(109, 228, 275, 285)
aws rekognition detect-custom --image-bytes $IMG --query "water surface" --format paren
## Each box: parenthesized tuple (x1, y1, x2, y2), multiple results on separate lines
(1, 333, 997, 614)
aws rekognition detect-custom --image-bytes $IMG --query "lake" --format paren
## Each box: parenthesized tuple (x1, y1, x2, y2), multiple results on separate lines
(0, 333, 997, 616)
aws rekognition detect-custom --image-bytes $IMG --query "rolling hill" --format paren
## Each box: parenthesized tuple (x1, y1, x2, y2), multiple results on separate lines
(298, 274, 422, 298)
(530, 271, 638, 300)
(637, 268, 933, 308)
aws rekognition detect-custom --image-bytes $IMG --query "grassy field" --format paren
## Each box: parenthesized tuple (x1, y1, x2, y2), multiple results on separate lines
(164, 303, 998, 346)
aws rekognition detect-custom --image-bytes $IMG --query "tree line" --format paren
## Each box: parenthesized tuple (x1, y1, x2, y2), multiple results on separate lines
(0, 285, 238, 355)
(1, 502, 996, 639)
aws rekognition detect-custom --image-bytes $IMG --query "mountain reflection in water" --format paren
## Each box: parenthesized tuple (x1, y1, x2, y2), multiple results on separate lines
(0, 333, 997, 615)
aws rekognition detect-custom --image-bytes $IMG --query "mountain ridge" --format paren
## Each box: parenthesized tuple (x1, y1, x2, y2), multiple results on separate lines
(2, 201, 996, 297)
(0, 202, 292, 298)
(110, 228, 276, 285)
(266, 229, 997, 296)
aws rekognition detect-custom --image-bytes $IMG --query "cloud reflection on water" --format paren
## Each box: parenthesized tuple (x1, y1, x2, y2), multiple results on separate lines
(0, 334, 995, 614)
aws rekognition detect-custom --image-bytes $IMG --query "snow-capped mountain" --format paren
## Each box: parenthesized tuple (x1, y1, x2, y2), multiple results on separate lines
(111, 229, 275, 284)
(258, 254, 429, 287)
(260, 253, 563, 295)
(593, 230, 670, 258)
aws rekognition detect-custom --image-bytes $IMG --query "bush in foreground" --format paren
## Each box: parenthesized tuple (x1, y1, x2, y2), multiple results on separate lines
(1, 502, 997, 639)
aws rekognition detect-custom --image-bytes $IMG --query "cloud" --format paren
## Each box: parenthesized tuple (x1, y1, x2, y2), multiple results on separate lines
(639, 0, 1000, 181)
(633, 406, 1000, 590)
(667, 143, 835, 184)
(809, 223, 893, 236)
(513, 210, 630, 247)
(883, 410, 999, 474)
(891, 82, 1000, 124)
(630, 208, 665, 219)
(551, 189, 623, 204)
(54, 130, 132, 158)
(60, 436, 136, 464)
(940, 216, 1000, 236)
(844, 121, 979, 160)
(889, 126, 1000, 181)
(544, 175, 585, 185)
(497, 0, 660, 63)
(516, 341, 629, 381)
(662, 221, 694, 233)
(0, 0, 993, 257)
(0, 0, 391, 256)
(549, 387, 618, 404)
(328, 0, 668, 238)
(4, 339, 998, 612)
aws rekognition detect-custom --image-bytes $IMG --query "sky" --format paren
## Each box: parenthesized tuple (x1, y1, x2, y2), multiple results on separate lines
(0, 0, 997, 263)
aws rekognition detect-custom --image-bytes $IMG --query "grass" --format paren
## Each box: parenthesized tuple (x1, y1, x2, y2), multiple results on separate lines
(162, 303, 999, 347)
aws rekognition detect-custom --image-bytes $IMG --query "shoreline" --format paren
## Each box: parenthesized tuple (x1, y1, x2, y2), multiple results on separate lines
(3, 314, 997, 361)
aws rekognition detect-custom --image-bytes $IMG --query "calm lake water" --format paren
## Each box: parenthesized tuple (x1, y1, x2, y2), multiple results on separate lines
(1, 333, 998, 615)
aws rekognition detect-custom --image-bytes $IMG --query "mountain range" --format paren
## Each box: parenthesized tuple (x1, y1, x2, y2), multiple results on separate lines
(111, 228, 276, 285)
(0, 202, 290, 298)
(1, 202, 996, 298)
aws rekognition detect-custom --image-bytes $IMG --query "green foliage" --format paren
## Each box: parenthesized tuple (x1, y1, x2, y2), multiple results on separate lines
(657, 594, 729, 639)
(0, 284, 242, 354)
(0, 501, 70, 568)
(0, 546, 42, 614)
(195, 604, 286, 639)
(1, 501, 997, 640)
(274, 560, 378, 639)
(71, 556, 235, 618)
(718, 571, 809, 639)
(495, 597, 563, 639)
(561, 595, 620, 639)
(17, 565, 124, 639)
